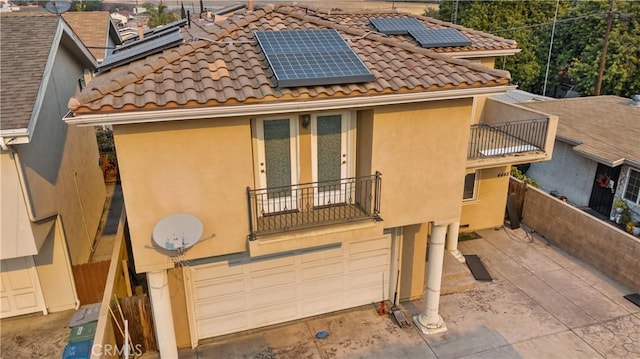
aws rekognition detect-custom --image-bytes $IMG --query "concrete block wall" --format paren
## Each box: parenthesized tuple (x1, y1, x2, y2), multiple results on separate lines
(522, 185, 640, 292)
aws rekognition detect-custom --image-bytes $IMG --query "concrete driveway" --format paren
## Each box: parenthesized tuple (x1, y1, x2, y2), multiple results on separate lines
(181, 227, 640, 359)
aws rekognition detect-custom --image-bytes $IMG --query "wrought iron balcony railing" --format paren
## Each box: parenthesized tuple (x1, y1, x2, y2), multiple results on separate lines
(468, 118, 549, 159)
(247, 172, 382, 239)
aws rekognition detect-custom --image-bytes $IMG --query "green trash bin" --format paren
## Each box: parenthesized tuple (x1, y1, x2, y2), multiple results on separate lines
(68, 321, 97, 343)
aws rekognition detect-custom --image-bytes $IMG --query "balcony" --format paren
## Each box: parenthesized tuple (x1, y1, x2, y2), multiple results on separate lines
(468, 118, 549, 160)
(247, 172, 382, 239)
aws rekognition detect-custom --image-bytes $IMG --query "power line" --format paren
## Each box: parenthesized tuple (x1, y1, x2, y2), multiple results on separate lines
(489, 12, 608, 34)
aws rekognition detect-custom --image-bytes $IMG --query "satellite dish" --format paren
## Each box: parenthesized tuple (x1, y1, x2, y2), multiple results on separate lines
(152, 213, 203, 253)
(45, 1, 71, 15)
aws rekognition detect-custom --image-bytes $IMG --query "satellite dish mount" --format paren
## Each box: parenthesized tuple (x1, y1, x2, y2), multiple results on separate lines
(152, 213, 204, 256)
(45, 1, 71, 15)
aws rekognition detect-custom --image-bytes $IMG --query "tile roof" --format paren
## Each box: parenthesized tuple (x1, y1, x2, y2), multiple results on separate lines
(0, 13, 60, 131)
(63, 11, 112, 61)
(68, 4, 511, 115)
(288, 5, 517, 54)
(522, 96, 640, 167)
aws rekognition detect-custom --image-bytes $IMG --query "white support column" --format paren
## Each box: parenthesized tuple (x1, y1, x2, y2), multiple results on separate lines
(148, 270, 178, 359)
(413, 223, 448, 334)
(446, 221, 465, 263)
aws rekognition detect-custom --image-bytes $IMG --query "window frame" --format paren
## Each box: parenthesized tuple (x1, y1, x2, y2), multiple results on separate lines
(623, 168, 640, 205)
(463, 171, 478, 201)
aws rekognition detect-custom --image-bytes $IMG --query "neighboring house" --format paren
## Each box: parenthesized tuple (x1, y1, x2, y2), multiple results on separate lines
(63, 11, 123, 63)
(0, 13, 106, 318)
(521, 96, 640, 223)
(65, 4, 556, 355)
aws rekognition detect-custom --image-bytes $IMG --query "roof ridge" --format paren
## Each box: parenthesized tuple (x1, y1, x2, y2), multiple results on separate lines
(70, 5, 279, 111)
(277, 5, 511, 81)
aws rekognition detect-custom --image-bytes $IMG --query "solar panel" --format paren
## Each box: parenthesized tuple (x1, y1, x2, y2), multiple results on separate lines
(98, 29, 184, 72)
(369, 17, 425, 34)
(409, 28, 472, 48)
(370, 17, 472, 48)
(255, 29, 375, 88)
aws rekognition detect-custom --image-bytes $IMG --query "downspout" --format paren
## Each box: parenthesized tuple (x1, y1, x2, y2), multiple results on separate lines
(7, 146, 58, 223)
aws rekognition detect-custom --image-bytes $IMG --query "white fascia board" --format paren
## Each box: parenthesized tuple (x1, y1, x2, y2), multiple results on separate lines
(66, 85, 516, 126)
(450, 49, 521, 59)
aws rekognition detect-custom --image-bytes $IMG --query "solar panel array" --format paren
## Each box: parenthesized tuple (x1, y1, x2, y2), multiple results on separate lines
(369, 17, 472, 48)
(255, 29, 375, 88)
(369, 17, 425, 35)
(409, 28, 472, 48)
(99, 29, 184, 72)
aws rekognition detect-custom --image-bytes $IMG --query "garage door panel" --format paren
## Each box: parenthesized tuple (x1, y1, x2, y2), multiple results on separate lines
(191, 263, 244, 282)
(347, 268, 388, 289)
(345, 286, 380, 306)
(194, 277, 245, 300)
(249, 256, 295, 271)
(300, 246, 343, 263)
(196, 295, 246, 318)
(252, 303, 297, 327)
(249, 269, 296, 290)
(0, 297, 10, 313)
(301, 259, 344, 280)
(0, 257, 42, 318)
(348, 251, 389, 271)
(250, 286, 296, 308)
(14, 293, 38, 309)
(299, 276, 344, 298)
(300, 293, 344, 317)
(198, 311, 249, 338)
(189, 235, 391, 341)
(349, 236, 390, 254)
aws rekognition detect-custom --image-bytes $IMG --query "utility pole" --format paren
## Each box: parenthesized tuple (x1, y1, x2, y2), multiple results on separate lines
(595, 0, 615, 96)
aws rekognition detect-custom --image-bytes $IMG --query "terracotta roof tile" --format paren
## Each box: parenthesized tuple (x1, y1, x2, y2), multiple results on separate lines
(1, 13, 60, 131)
(69, 4, 511, 114)
(297, 5, 517, 53)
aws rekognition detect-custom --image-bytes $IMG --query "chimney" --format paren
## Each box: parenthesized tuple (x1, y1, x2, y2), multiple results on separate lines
(137, 22, 144, 40)
(631, 94, 640, 108)
(248, 0, 254, 11)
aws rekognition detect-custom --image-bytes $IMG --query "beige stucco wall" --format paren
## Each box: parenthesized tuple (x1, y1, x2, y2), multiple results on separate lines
(371, 99, 472, 228)
(460, 166, 511, 231)
(113, 117, 254, 273)
(400, 223, 428, 301)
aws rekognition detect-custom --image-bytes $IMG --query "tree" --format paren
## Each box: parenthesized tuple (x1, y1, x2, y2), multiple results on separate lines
(143, 1, 180, 28)
(430, 0, 640, 98)
(71, 1, 102, 12)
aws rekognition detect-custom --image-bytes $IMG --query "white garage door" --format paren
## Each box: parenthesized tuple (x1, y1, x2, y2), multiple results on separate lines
(0, 257, 44, 318)
(185, 235, 390, 341)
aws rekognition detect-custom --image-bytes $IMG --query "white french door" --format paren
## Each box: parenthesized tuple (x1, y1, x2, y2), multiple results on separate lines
(255, 117, 299, 214)
(311, 112, 351, 206)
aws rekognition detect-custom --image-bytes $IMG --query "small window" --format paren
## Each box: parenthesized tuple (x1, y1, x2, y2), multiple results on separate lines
(623, 169, 640, 205)
(463, 172, 477, 200)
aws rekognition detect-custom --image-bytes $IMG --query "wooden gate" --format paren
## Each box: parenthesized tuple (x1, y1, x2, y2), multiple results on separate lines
(72, 260, 110, 305)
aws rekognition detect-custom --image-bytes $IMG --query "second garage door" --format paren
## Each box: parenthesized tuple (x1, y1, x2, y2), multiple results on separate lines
(185, 235, 390, 342)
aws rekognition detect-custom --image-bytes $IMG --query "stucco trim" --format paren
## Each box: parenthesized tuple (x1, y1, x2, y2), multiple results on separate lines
(66, 85, 517, 126)
(450, 48, 521, 59)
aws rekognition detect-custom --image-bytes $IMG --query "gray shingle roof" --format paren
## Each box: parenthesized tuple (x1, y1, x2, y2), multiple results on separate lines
(522, 96, 640, 167)
(0, 13, 60, 131)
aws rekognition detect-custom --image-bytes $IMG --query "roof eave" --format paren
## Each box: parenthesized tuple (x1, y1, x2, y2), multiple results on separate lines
(66, 84, 515, 127)
(450, 48, 521, 59)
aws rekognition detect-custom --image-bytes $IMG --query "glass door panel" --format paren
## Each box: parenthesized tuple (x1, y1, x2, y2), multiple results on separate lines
(313, 114, 348, 206)
(257, 118, 298, 213)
